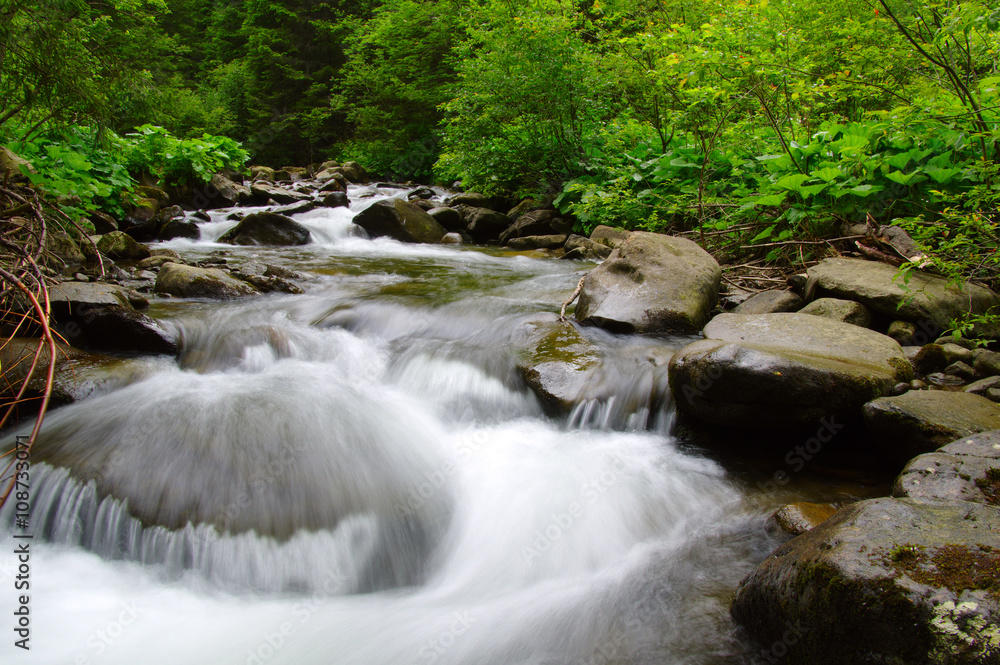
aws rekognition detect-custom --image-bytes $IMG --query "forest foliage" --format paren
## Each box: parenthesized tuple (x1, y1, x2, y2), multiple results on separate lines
(1, 0, 998, 281)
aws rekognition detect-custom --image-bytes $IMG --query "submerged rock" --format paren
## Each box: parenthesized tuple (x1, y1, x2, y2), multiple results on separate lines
(668, 313, 912, 428)
(513, 314, 603, 415)
(732, 497, 1000, 665)
(575, 232, 720, 334)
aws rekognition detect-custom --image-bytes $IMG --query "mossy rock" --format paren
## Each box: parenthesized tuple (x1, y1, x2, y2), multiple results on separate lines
(732, 497, 1000, 665)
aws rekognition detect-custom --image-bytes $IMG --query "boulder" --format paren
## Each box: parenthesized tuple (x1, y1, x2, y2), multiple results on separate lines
(731, 497, 1000, 665)
(322, 191, 349, 208)
(198, 173, 251, 208)
(887, 319, 918, 345)
(893, 430, 1000, 505)
(250, 166, 275, 182)
(48, 282, 176, 355)
(863, 391, 1000, 461)
(121, 197, 160, 241)
(807, 258, 1000, 336)
(513, 314, 603, 416)
(498, 210, 572, 245)
(352, 199, 447, 244)
(89, 212, 118, 235)
(43, 226, 87, 274)
(319, 174, 348, 192)
(589, 225, 630, 249)
(669, 313, 913, 428)
(465, 206, 511, 242)
(770, 502, 839, 536)
(158, 219, 200, 241)
(575, 232, 720, 334)
(563, 235, 612, 260)
(447, 192, 491, 209)
(798, 297, 872, 327)
(248, 182, 311, 205)
(96, 232, 151, 261)
(427, 207, 465, 231)
(441, 232, 463, 245)
(219, 212, 311, 246)
(507, 235, 568, 251)
(155, 262, 259, 300)
(733, 290, 803, 315)
(339, 161, 367, 183)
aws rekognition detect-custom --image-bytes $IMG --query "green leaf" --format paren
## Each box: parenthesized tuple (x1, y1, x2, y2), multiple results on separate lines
(812, 167, 844, 182)
(773, 174, 811, 191)
(739, 192, 788, 206)
(752, 225, 775, 242)
(848, 184, 884, 197)
(885, 170, 926, 186)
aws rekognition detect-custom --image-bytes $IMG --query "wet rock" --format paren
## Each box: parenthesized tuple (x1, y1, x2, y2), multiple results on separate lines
(322, 191, 349, 208)
(155, 262, 259, 300)
(807, 257, 1000, 337)
(911, 379, 928, 390)
(428, 206, 465, 231)
(48, 282, 176, 355)
(441, 232, 463, 245)
(892, 430, 1000, 505)
(798, 297, 872, 327)
(770, 502, 838, 536)
(942, 342, 975, 365)
(407, 186, 436, 200)
(447, 192, 491, 209)
(465, 206, 511, 242)
(96, 232, 151, 262)
(733, 290, 803, 315)
(269, 200, 319, 216)
(731, 497, 1000, 665)
(121, 197, 160, 241)
(197, 173, 251, 209)
(318, 174, 347, 192)
(339, 161, 367, 183)
(150, 248, 183, 261)
(248, 182, 311, 205)
(158, 219, 200, 241)
(863, 391, 1000, 461)
(937, 335, 977, 350)
(219, 212, 311, 246)
(353, 199, 447, 244)
(669, 313, 913, 428)
(576, 232, 720, 334)
(513, 314, 603, 416)
(499, 210, 572, 245)
(507, 235, 568, 251)
(231, 261, 304, 294)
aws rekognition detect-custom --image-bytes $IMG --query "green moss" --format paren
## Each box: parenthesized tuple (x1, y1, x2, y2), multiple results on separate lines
(975, 468, 1000, 506)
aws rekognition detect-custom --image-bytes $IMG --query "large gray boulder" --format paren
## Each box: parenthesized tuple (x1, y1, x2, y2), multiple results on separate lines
(353, 199, 447, 244)
(155, 262, 259, 300)
(807, 258, 1000, 336)
(219, 212, 311, 246)
(575, 232, 720, 334)
(863, 391, 1000, 461)
(48, 282, 176, 355)
(893, 430, 1000, 504)
(668, 313, 913, 428)
(731, 497, 1000, 665)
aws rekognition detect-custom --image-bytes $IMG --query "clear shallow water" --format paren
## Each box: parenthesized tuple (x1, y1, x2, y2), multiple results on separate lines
(2, 186, 786, 664)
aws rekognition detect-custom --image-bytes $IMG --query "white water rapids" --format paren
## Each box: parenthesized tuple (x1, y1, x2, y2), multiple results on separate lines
(1, 186, 784, 664)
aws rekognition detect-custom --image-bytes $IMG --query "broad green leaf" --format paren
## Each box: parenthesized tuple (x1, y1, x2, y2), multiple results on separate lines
(812, 167, 844, 182)
(923, 167, 963, 184)
(848, 184, 884, 197)
(738, 192, 787, 206)
(885, 170, 926, 186)
(773, 173, 811, 191)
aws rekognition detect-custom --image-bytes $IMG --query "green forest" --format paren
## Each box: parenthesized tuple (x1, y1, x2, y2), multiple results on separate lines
(2, 0, 999, 288)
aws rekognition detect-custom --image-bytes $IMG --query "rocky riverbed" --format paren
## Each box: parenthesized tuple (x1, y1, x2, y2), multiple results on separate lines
(6, 161, 1000, 664)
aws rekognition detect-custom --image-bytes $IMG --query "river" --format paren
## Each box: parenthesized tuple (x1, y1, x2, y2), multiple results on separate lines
(1, 185, 878, 664)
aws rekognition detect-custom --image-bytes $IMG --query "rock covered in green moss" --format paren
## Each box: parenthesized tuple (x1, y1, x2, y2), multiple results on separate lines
(732, 497, 1000, 665)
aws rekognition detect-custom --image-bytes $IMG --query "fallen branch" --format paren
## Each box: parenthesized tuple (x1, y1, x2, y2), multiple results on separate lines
(560, 275, 586, 321)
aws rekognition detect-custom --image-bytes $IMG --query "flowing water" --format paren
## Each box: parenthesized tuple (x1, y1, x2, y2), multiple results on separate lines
(1, 187, 868, 664)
